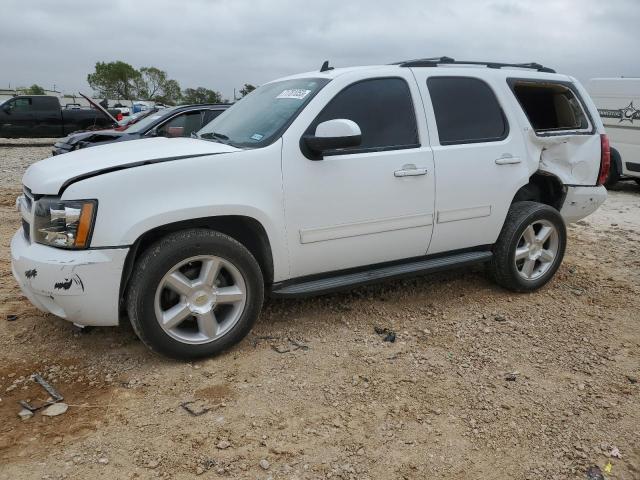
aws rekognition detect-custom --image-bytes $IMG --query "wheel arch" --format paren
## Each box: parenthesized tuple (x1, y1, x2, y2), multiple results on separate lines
(511, 171, 566, 210)
(119, 215, 274, 310)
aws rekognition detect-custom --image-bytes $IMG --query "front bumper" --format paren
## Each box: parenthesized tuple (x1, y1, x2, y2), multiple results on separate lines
(10, 230, 128, 326)
(560, 185, 607, 223)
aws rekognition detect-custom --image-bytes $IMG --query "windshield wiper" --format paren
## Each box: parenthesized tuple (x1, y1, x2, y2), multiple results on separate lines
(200, 131, 229, 141)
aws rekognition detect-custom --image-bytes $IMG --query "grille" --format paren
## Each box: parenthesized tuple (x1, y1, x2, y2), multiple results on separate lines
(21, 186, 34, 243)
(22, 219, 31, 242)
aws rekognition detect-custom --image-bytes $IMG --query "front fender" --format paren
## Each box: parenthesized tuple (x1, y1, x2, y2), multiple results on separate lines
(62, 142, 290, 281)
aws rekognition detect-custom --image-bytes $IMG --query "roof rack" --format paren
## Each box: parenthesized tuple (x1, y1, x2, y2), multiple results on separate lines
(394, 56, 556, 73)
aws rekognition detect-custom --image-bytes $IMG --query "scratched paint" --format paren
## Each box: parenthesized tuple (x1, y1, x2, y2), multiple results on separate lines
(53, 274, 85, 292)
(25, 269, 37, 279)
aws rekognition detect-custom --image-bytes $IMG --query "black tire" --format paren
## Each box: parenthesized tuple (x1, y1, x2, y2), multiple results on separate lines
(605, 149, 621, 187)
(126, 229, 264, 359)
(634, 179, 640, 186)
(488, 201, 566, 292)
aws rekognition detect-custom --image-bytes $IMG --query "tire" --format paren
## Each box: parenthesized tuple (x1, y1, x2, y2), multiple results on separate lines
(605, 150, 621, 187)
(488, 201, 566, 292)
(634, 179, 640, 186)
(126, 229, 264, 359)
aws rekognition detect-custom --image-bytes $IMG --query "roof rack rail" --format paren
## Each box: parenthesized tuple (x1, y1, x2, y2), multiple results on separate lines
(394, 57, 556, 73)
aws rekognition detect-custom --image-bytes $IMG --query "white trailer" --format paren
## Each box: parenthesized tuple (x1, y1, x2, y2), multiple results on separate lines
(588, 78, 640, 185)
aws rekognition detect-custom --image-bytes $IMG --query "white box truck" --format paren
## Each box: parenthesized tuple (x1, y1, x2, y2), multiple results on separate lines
(588, 78, 640, 186)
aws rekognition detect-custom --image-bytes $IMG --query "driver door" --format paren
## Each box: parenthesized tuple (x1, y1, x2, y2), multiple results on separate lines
(1, 98, 34, 137)
(281, 74, 435, 278)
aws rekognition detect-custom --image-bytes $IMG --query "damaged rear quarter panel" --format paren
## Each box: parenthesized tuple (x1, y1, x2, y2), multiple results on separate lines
(513, 76, 605, 186)
(529, 131, 602, 185)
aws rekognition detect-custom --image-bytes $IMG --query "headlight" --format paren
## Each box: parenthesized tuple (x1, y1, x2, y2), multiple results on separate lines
(33, 198, 97, 249)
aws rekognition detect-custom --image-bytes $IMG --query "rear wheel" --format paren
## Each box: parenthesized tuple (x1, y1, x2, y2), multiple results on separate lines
(126, 229, 264, 359)
(488, 201, 566, 292)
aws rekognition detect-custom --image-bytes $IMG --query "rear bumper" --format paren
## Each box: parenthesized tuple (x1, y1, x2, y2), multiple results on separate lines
(560, 185, 607, 223)
(10, 230, 128, 326)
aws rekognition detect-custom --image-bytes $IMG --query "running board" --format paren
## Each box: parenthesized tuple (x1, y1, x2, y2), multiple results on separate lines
(271, 250, 493, 298)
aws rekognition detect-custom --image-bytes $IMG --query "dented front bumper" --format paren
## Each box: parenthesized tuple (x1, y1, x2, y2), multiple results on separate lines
(10, 229, 128, 326)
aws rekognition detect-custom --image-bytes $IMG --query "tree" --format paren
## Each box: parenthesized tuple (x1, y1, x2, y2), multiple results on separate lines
(136, 67, 166, 99)
(87, 61, 141, 100)
(155, 79, 182, 105)
(181, 87, 223, 104)
(136, 67, 181, 103)
(239, 83, 256, 97)
(23, 84, 45, 95)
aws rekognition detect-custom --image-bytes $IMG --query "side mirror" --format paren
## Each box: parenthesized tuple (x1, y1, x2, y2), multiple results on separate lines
(2, 103, 12, 114)
(302, 119, 361, 159)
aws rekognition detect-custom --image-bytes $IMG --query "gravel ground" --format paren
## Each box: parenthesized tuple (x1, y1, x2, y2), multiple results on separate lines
(0, 145, 639, 480)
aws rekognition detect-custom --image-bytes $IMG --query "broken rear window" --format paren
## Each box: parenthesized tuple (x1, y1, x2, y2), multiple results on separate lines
(510, 81, 590, 134)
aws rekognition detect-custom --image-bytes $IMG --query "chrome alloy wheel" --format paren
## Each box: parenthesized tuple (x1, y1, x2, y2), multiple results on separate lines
(153, 255, 247, 344)
(514, 219, 559, 281)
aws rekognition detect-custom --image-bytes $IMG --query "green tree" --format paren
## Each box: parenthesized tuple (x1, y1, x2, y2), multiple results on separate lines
(239, 83, 256, 97)
(136, 67, 181, 104)
(181, 87, 223, 104)
(158, 79, 182, 105)
(23, 84, 45, 95)
(87, 61, 141, 100)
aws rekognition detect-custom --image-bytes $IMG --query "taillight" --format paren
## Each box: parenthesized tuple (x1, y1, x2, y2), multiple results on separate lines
(597, 134, 610, 186)
(116, 113, 123, 122)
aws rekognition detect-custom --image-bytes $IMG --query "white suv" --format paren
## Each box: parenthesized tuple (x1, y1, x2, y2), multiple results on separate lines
(12, 57, 609, 359)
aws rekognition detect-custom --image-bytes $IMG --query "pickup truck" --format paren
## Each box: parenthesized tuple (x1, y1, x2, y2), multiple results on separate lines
(11, 57, 609, 359)
(0, 95, 118, 138)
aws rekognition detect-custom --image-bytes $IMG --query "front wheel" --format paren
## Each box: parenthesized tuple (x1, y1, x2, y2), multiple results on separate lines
(126, 229, 264, 359)
(488, 201, 567, 292)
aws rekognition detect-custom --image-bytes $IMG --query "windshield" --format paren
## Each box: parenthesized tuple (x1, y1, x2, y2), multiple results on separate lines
(125, 106, 178, 133)
(197, 78, 330, 148)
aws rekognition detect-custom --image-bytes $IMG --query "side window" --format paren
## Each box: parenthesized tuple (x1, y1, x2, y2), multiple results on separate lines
(510, 81, 589, 133)
(427, 77, 508, 145)
(32, 97, 59, 111)
(156, 111, 203, 137)
(307, 78, 419, 152)
(12, 98, 33, 112)
(203, 109, 223, 125)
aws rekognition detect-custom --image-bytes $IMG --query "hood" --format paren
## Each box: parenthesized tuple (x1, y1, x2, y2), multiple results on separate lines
(24, 137, 240, 195)
(80, 92, 119, 124)
(58, 129, 124, 145)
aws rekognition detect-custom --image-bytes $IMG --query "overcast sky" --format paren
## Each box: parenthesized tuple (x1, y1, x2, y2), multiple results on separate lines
(1, 0, 638, 99)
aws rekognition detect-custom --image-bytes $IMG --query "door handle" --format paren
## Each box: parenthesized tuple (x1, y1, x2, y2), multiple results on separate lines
(394, 167, 428, 177)
(495, 155, 521, 165)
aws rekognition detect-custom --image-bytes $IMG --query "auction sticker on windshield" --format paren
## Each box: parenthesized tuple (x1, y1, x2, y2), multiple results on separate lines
(276, 89, 311, 100)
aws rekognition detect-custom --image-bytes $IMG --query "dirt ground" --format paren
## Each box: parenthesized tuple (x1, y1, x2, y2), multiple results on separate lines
(0, 145, 639, 480)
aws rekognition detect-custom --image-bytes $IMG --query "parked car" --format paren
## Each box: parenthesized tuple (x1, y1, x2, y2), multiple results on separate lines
(587, 77, 640, 186)
(12, 57, 609, 359)
(52, 104, 229, 155)
(0, 95, 118, 138)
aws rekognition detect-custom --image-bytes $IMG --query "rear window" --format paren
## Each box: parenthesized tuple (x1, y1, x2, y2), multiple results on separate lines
(510, 81, 590, 133)
(427, 77, 508, 145)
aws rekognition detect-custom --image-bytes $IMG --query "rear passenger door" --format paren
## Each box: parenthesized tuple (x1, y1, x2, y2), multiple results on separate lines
(32, 96, 63, 137)
(413, 73, 530, 254)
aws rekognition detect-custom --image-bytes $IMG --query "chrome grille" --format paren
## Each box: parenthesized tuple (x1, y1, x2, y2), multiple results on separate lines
(19, 186, 34, 243)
